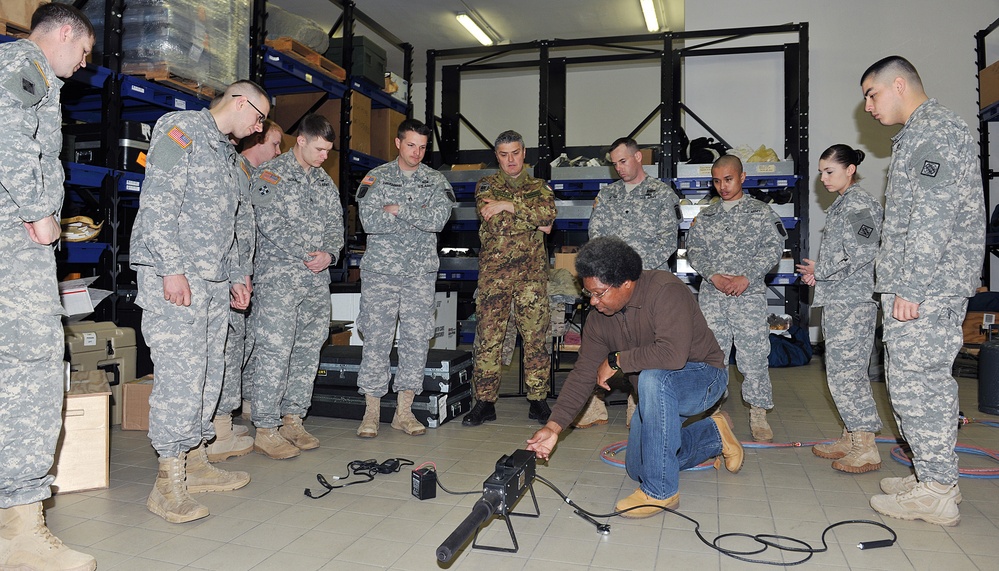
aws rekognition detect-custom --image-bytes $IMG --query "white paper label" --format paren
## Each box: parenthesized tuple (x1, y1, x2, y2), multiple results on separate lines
(83, 332, 97, 347)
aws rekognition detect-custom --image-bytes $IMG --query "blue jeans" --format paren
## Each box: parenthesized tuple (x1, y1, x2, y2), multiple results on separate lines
(625, 362, 728, 499)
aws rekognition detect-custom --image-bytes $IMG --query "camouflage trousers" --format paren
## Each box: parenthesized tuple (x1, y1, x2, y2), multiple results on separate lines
(882, 294, 966, 486)
(249, 281, 330, 428)
(698, 288, 772, 409)
(138, 268, 228, 457)
(218, 307, 252, 415)
(472, 278, 551, 402)
(0, 312, 62, 507)
(356, 271, 436, 397)
(821, 302, 882, 432)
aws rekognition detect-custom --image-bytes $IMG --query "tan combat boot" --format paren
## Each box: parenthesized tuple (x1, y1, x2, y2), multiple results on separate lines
(573, 395, 608, 429)
(0, 502, 96, 571)
(187, 443, 251, 493)
(391, 391, 427, 436)
(206, 414, 254, 462)
(253, 427, 301, 459)
(147, 453, 210, 523)
(813, 428, 851, 459)
(749, 406, 773, 442)
(870, 481, 961, 526)
(357, 395, 381, 438)
(880, 474, 963, 503)
(280, 414, 320, 449)
(626, 392, 638, 428)
(831, 431, 881, 473)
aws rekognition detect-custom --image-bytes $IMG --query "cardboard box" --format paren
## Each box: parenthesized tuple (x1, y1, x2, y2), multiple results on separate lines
(981, 59, 999, 110)
(370, 108, 406, 161)
(451, 163, 488, 171)
(963, 311, 996, 345)
(330, 330, 352, 345)
(639, 148, 654, 165)
(555, 253, 578, 276)
(122, 375, 154, 431)
(51, 376, 111, 493)
(429, 291, 458, 350)
(0, 0, 45, 30)
(271, 91, 371, 158)
(384, 71, 409, 103)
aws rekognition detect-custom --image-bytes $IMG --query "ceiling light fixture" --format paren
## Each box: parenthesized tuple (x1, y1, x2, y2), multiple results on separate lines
(640, 0, 660, 33)
(456, 12, 494, 46)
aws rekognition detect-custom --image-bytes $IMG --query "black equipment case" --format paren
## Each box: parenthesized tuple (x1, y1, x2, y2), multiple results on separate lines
(309, 384, 472, 428)
(315, 345, 473, 393)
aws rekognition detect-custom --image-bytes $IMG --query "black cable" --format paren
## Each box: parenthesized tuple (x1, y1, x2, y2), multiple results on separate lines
(532, 474, 897, 567)
(437, 478, 480, 495)
(305, 458, 413, 499)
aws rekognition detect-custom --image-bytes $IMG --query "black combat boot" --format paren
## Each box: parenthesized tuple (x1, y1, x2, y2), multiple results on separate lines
(528, 399, 551, 424)
(462, 401, 497, 426)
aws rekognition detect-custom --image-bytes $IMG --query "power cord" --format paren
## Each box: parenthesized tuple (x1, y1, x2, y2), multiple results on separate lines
(413, 462, 481, 496)
(428, 468, 897, 566)
(305, 457, 413, 499)
(531, 475, 896, 566)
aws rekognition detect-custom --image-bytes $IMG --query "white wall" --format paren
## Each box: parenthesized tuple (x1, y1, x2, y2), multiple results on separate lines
(412, 0, 999, 294)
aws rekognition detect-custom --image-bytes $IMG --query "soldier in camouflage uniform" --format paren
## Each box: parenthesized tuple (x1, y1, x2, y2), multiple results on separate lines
(686, 155, 785, 442)
(131, 81, 270, 523)
(355, 119, 454, 438)
(0, 6, 97, 569)
(247, 114, 343, 459)
(797, 145, 884, 473)
(860, 56, 984, 526)
(576, 136, 682, 428)
(208, 119, 283, 463)
(463, 130, 557, 426)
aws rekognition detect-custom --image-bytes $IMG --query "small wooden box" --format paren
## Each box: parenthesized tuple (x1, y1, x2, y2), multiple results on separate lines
(51, 380, 111, 493)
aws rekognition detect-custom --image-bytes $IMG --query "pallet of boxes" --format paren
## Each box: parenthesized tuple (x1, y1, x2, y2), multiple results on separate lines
(311, 347, 473, 428)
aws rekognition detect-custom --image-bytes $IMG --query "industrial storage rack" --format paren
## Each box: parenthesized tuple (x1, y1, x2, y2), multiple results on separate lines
(977, 16, 999, 287)
(425, 23, 810, 326)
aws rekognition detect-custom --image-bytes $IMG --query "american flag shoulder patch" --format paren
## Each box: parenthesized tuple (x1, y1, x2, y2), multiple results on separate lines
(167, 126, 192, 148)
(361, 175, 376, 185)
(260, 171, 281, 185)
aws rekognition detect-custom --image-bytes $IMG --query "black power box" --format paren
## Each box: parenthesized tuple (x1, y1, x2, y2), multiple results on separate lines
(412, 467, 437, 500)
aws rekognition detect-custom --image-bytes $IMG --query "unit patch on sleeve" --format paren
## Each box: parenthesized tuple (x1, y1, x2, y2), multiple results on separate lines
(848, 208, 877, 244)
(260, 171, 281, 185)
(167, 126, 192, 149)
(920, 160, 940, 177)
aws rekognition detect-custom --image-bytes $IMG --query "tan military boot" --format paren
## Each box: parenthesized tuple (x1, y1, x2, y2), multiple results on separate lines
(280, 414, 321, 449)
(391, 391, 427, 435)
(880, 474, 963, 504)
(357, 395, 381, 438)
(206, 414, 254, 462)
(147, 453, 210, 523)
(0, 502, 96, 571)
(253, 427, 301, 459)
(187, 443, 251, 493)
(626, 392, 638, 428)
(812, 428, 851, 459)
(749, 406, 773, 442)
(615, 488, 679, 518)
(573, 395, 608, 429)
(870, 481, 961, 526)
(831, 431, 881, 473)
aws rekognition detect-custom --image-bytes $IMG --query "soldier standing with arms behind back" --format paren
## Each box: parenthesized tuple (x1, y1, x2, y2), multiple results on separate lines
(463, 130, 557, 426)
(0, 5, 97, 569)
(248, 114, 343, 459)
(130, 81, 270, 523)
(686, 155, 785, 442)
(860, 56, 984, 526)
(576, 136, 682, 429)
(354, 119, 455, 438)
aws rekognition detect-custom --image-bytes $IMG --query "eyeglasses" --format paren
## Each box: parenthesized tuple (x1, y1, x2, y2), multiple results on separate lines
(232, 94, 265, 124)
(582, 287, 611, 301)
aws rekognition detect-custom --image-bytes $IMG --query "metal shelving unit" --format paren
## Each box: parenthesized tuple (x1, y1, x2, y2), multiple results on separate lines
(977, 17, 999, 288)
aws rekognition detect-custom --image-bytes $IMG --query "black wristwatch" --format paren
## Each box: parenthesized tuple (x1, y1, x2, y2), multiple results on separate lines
(608, 351, 621, 371)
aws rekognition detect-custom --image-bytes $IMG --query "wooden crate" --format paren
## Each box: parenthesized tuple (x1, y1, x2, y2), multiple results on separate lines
(0, 0, 44, 31)
(266, 37, 347, 82)
(370, 108, 406, 161)
(52, 380, 111, 493)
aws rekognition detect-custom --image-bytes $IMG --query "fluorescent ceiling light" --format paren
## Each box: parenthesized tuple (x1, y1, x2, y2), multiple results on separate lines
(457, 12, 494, 46)
(640, 0, 659, 32)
